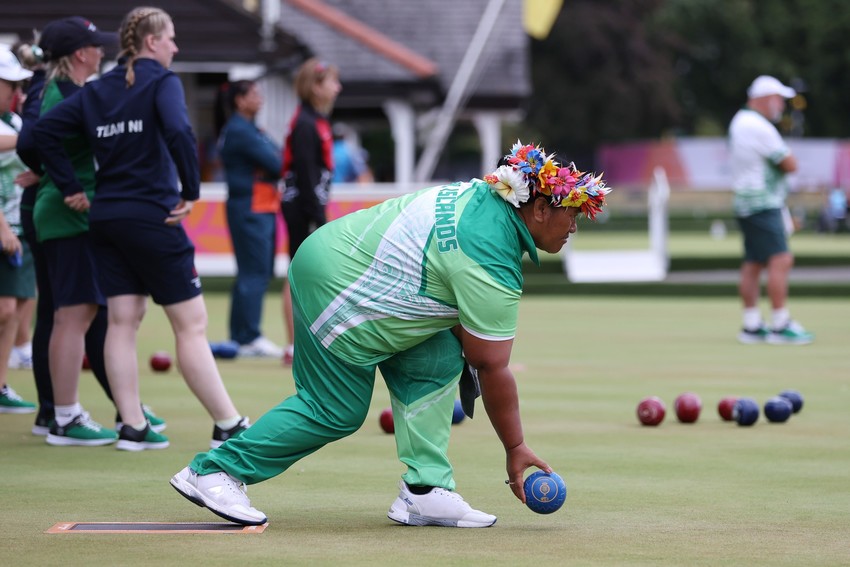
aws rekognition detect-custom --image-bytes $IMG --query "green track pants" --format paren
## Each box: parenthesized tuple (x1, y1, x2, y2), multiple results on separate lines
(191, 313, 464, 490)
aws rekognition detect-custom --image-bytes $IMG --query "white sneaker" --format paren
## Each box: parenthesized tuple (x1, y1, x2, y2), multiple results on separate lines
(387, 481, 496, 528)
(766, 320, 814, 345)
(8, 344, 33, 370)
(237, 336, 284, 358)
(170, 466, 267, 526)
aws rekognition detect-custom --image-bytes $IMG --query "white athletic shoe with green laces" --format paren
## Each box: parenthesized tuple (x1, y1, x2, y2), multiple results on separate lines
(767, 321, 814, 345)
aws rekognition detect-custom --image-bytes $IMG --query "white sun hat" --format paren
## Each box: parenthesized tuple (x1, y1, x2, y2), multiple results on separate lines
(0, 47, 33, 82)
(747, 75, 795, 99)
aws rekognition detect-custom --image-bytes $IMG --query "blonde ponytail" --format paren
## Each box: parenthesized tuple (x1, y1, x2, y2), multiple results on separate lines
(118, 6, 171, 87)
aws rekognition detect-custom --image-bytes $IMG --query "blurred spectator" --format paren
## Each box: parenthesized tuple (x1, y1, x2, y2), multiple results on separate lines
(5, 59, 34, 372)
(27, 16, 124, 447)
(0, 46, 36, 414)
(218, 79, 283, 357)
(332, 123, 373, 184)
(279, 57, 341, 364)
(817, 187, 847, 233)
(17, 32, 106, 435)
(730, 75, 812, 345)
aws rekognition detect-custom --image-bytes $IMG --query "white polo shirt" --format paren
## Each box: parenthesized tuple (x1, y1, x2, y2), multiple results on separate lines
(728, 108, 792, 217)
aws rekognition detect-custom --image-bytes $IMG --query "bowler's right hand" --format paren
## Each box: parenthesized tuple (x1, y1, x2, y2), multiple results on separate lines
(505, 442, 551, 503)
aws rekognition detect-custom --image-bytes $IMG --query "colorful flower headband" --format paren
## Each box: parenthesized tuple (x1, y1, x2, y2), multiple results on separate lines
(483, 140, 611, 219)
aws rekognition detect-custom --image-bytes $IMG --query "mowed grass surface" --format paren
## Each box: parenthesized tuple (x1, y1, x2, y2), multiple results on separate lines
(2, 293, 849, 566)
(554, 229, 850, 258)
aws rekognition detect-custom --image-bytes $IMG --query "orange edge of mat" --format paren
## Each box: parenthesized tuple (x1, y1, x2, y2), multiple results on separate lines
(45, 522, 268, 534)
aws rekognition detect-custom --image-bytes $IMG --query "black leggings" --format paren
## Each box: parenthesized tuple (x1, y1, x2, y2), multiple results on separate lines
(281, 202, 326, 259)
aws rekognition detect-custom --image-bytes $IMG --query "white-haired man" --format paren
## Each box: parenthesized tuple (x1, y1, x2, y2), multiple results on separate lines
(729, 75, 813, 345)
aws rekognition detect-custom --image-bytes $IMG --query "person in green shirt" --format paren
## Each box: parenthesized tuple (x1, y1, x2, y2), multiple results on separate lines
(171, 140, 610, 528)
(30, 17, 135, 446)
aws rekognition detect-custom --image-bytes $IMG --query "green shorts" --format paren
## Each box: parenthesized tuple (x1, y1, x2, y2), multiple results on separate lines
(737, 209, 788, 264)
(0, 240, 36, 298)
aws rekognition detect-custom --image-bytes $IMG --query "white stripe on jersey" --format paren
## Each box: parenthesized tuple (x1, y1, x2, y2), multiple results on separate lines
(310, 185, 471, 348)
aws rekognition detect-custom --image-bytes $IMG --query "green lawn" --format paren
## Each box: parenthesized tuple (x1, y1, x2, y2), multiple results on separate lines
(554, 230, 850, 258)
(3, 293, 848, 566)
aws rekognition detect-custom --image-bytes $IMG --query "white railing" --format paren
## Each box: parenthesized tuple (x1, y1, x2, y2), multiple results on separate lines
(562, 167, 670, 283)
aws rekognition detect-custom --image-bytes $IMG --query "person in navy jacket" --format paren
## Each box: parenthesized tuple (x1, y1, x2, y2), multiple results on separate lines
(15, 17, 168, 444)
(33, 6, 249, 452)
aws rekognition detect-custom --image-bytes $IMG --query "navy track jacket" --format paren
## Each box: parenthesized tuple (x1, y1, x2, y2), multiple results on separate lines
(33, 58, 200, 223)
(16, 69, 46, 174)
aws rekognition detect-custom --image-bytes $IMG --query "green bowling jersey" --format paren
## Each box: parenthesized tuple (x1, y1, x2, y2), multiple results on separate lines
(290, 179, 539, 366)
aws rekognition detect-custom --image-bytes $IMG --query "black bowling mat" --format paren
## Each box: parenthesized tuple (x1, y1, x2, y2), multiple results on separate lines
(46, 521, 267, 534)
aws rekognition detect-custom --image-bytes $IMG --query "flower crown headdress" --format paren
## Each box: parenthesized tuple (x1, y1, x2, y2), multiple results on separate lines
(483, 140, 611, 220)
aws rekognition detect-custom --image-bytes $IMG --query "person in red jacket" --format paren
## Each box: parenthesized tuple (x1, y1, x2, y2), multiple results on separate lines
(279, 58, 341, 365)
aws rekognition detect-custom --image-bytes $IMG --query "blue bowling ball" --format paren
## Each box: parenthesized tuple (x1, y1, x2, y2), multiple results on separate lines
(523, 471, 567, 514)
(210, 341, 239, 359)
(778, 389, 804, 413)
(764, 396, 793, 423)
(733, 398, 759, 426)
(452, 399, 465, 424)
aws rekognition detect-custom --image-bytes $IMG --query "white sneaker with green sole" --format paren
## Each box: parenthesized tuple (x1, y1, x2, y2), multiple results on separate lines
(0, 385, 36, 414)
(767, 321, 813, 345)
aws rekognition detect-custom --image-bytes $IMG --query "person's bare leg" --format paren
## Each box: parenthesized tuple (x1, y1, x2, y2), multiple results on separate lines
(739, 261, 763, 308)
(765, 252, 793, 310)
(0, 297, 18, 390)
(48, 304, 97, 405)
(13, 297, 33, 348)
(105, 294, 147, 426)
(164, 295, 239, 421)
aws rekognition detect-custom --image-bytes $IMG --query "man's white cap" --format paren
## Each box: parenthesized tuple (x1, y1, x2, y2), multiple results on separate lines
(747, 75, 795, 99)
(0, 47, 33, 82)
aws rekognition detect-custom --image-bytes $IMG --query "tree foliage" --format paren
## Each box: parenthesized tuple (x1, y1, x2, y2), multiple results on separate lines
(525, 0, 850, 161)
(526, 0, 678, 163)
